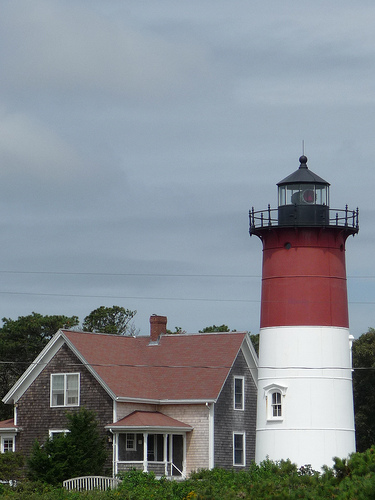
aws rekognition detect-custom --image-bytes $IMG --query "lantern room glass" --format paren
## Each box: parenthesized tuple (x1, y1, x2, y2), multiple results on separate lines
(278, 183, 329, 207)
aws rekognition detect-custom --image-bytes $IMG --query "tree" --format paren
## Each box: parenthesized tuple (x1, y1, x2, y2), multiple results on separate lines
(199, 325, 259, 355)
(199, 324, 231, 333)
(0, 313, 79, 419)
(0, 452, 24, 482)
(28, 407, 108, 485)
(250, 333, 259, 356)
(166, 327, 186, 334)
(82, 306, 137, 335)
(352, 328, 375, 452)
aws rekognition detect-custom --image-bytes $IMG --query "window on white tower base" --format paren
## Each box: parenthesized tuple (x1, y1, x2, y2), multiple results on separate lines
(271, 392, 282, 417)
(264, 383, 287, 421)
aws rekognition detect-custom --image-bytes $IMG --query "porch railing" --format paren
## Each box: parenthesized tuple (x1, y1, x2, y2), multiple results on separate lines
(117, 461, 143, 473)
(117, 460, 185, 478)
(168, 461, 185, 478)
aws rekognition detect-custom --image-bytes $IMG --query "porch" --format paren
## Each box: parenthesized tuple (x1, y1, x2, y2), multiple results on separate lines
(106, 411, 193, 478)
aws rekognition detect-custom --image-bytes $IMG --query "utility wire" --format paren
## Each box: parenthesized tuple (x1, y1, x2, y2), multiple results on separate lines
(0, 291, 255, 302)
(0, 270, 373, 279)
(0, 270, 260, 278)
(0, 290, 372, 305)
(0, 359, 373, 370)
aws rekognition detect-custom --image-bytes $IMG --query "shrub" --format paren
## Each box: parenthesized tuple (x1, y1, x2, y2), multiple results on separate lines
(0, 451, 24, 482)
(27, 407, 107, 485)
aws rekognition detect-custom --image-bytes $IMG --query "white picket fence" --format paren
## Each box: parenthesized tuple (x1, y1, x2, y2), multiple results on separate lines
(63, 475, 121, 491)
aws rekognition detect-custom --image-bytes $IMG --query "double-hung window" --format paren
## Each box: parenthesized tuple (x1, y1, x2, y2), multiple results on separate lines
(1, 437, 14, 453)
(271, 391, 282, 417)
(234, 376, 244, 410)
(126, 433, 136, 451)
(49, 429, 69, 440)
(51, 373, 80, 407)
(264, 383, 287, 421)
(233, 432, 245, 466)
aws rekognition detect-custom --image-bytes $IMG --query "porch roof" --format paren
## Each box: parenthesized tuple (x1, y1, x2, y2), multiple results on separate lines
(0, 418, 18, 431)
(106, 411, 193, 432)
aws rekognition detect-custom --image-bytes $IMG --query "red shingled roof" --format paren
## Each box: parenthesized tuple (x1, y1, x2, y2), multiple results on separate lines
(108, 411, 192, 429)
(0, 418, 17, 429)
(62, 330, 246, 402)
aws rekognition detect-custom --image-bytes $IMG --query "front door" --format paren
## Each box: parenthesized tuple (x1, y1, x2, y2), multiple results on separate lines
(172, 435, 183, 476)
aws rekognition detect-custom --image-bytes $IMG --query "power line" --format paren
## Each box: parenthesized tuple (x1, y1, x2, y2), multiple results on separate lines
(0, 270, 260, 278)
(0, 291, 256, 302)
(0, 269, 374, 279)
(0, 289, 373, 305)
(0, 359, 373, 370)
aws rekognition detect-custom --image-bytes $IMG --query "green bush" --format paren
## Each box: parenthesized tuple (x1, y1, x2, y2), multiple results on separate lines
(27, 407, 107, 485)
(0, 447, 373, 499)
(0, 452, 24, 482)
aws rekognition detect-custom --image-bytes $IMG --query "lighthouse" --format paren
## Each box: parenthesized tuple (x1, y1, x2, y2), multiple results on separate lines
(249, 155, 359, 469)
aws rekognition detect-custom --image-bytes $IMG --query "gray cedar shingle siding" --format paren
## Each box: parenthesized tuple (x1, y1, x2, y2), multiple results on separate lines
(16, 344, 113, 466)
(214, 349, 257, 468)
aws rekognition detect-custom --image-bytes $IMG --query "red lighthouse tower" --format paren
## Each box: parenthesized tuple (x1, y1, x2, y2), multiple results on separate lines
(250, 155, 359, 469)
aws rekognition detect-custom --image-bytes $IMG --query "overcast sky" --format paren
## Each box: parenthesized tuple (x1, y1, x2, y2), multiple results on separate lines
(0, 0, 374, 338)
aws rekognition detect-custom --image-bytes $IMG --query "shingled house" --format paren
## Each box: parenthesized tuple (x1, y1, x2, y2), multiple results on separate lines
(1, 315, 258, 478)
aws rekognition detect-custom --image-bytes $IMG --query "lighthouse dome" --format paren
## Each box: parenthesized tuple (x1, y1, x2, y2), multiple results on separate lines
(277, 156, 330, 226)
(277, 155, 330, 186)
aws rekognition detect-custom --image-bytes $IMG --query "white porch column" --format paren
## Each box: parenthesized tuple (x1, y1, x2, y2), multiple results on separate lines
(113, 433, 118, 477)
(163, 434, 168, 476)
(169, 433, 173, 475)
(208, 403, 214, 469)
(143, 432, 148, 472)
(183, 434, 187, 478)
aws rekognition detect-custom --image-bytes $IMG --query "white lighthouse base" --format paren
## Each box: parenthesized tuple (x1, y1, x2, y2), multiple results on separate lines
(255, 326, 356, 471)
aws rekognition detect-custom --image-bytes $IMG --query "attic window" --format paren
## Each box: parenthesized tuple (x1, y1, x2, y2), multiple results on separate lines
(234, 376, 244, 410)
(50, 373, 80, 407)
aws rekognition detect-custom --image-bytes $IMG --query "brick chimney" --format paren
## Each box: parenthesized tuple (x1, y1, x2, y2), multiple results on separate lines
(150, 315, 167, 342)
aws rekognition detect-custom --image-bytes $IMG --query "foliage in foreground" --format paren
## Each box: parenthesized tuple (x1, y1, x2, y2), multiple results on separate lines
(0, 447, 374, 499)
(352, 328, 375, 452)
(0, 452, 24, 482)
(27, 407, 108, 485)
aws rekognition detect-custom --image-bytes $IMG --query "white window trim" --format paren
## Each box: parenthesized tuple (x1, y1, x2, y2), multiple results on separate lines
(125, 433, 137, 451)
(1, 435, 15, 453)
(234, 376, 245, 411)
(50, 373, 80, 408)
(49, 429, 70, 439)
(233, 432, 246, 466)
(264, 383, 287, 421)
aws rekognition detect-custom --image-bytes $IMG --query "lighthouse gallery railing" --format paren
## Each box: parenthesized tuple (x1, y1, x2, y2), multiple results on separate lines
(249, 206, 359, 235)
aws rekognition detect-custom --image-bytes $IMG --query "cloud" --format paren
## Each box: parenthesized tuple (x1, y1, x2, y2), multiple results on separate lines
(233, 76, 375, 107)
(0, 0, 213, 101)
(0, 109, 127, 214)
(0, 111, 85, 182)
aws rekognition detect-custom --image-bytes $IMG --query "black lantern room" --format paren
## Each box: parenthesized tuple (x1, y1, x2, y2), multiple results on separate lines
(277, 155, 330, 226)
